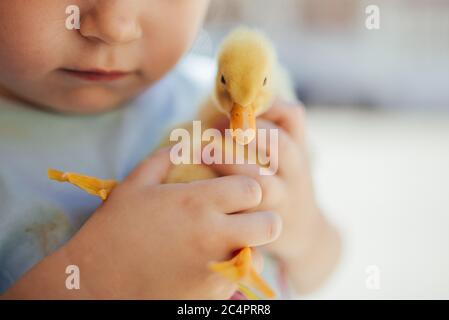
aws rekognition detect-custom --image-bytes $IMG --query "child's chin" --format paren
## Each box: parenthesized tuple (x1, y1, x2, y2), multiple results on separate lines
(58, 102, 123, 114)
(50, 91, 134, 114)
(44, 102, 120, 115)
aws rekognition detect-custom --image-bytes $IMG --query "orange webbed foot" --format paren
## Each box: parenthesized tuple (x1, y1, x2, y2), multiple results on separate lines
(209, 247, 275, 300)
(48, 168, 117, 200)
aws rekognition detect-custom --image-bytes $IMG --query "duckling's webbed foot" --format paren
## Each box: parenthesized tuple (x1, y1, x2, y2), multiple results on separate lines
(48, 169, 117, 200)
(209, 247, 275, 300)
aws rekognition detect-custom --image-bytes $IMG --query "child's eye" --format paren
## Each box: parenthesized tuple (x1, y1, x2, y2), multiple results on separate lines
(263, 77, 267, 86)
(221, 74, 226, 85)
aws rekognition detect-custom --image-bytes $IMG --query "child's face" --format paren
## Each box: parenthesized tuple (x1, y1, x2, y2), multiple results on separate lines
(0, 0, 209, 113)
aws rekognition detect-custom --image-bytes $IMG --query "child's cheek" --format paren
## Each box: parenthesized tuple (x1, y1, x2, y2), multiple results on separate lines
(0, 2, 67, 80)
(0, 46, 56, 82)
(139, 2, 207, 81)
(140, 33, 189, 81)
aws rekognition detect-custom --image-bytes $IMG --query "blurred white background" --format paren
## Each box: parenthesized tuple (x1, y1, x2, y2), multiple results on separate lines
(194, 0, 449, 299)
(306, 108, 449, 299)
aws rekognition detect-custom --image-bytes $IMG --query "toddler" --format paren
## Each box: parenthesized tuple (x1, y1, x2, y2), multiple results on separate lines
(0, 0, 340, 299)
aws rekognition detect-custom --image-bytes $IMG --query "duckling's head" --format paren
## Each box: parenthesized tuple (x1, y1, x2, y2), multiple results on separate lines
(213, 28, 277, 144)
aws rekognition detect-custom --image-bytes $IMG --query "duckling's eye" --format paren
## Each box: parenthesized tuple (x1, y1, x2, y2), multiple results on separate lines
(263, 77, 267, 86)
(221, 74, 226, 85)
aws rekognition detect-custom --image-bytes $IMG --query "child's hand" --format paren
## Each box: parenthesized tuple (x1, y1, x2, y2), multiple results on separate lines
(69, 149, 282, 299)
(4, 149, 281, 299)
(213, 101, 340, 293)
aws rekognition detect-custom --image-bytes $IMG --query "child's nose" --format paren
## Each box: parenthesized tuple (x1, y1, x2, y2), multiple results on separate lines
(80, 0, 142, 45)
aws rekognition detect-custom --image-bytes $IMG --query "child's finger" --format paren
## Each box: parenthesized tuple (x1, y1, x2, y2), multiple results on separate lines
(212, 162, 260, 177)
(260, 100, 306, 146)
(187, 175, 262, 213)
(126, 148, 172, 186)
(211, 119, 300, 178)
(211, 163, 285, 210)
(255, 119, 302, 177)
(225, 211, 282, 248)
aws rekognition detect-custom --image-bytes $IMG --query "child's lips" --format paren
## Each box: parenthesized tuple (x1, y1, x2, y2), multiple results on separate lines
(60, 68, 135, 82)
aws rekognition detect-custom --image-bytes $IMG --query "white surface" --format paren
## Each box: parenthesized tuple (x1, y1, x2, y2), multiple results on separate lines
(303, 107, 449, 299)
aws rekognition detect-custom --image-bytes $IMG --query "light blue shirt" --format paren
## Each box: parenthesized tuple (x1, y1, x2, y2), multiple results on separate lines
(0, 54, 215, 293)
(0, 54, 288, 298)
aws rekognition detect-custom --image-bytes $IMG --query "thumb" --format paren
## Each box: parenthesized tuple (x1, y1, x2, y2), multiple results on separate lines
(126, 147, 172, 186)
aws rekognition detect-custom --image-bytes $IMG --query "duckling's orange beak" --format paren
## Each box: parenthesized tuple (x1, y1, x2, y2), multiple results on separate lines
(230, 103, 256, 145)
